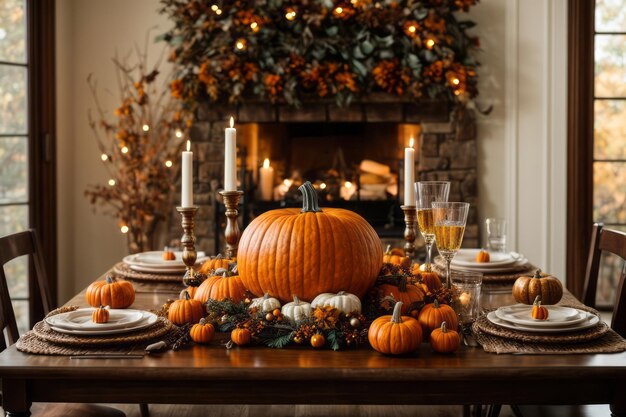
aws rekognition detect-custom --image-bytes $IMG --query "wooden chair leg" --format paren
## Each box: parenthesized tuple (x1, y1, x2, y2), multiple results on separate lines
(463, 405, 472, 417)
(472, 404, 483, 417)
(487, 404, 501, 417)
(139, 403, 149, 417)
(510, 404, 524, 417)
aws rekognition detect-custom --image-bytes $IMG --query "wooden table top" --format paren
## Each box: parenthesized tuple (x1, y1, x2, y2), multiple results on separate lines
(1, 273, 626, 414)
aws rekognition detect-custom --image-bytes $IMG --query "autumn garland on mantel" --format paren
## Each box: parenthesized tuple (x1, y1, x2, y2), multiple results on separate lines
(158, 0, 480, 109)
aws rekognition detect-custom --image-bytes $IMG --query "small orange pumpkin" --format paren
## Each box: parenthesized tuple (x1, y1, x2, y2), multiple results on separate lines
(418, 271, 442, 292)
(378, 276, 426, 314)
(162, 249, 176, 261)
(383, 245, 411, 269)
(182, 286, 198, 299)
(193, 271, 247, 303)
(418, 299, 459, 336)
(231, 328, 252, 346)
(168, 290, 205, 325)
(430, 321, 461, 353)
(310, 333, 326, 349)
(512, 269, 563, 305)
(92, 305, 109, 324)
(199, 254, 234, 275)
(475, 250, 490, 263)
(368, 301, 423, 355)
(531, 296, 549, 320)
(86, 276, 135, 309)
(190, 318, 215, 344)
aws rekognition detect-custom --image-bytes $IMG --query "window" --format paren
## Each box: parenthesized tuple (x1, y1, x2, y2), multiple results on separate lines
(0, 0, 29, 334)
(593, 0, 626, 306)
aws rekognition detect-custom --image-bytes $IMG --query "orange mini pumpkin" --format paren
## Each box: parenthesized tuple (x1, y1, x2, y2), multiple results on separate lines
(162, 249, 176, 261)
(418, 271, 442, 292)
(190, 318, 215, 344)
(199, 254, 234, 275)
(531, 296, 549, 320)
(193, 271, 247, 303)
(368, 301, 423, 355)
(512, 269, 563, 305)
(231, 328, 252, 346)
(310, 333, 326, 349)
(168, 290, 205, 325)
(418, 299, 459, 336)
(383, 245, 411, 269)
(237, 182, 382, 302)
(92, 305, 109, 324)
(430, 321, 461, 353)
(475, 250, 490, 263)
(182, 286, 198, 299)
(86, 276, 135, 309)
(378, 276, 426, 314)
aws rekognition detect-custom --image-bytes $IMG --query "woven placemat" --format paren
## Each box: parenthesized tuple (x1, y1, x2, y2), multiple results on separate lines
(433, 256, 537, 283)
(16, 306, 176, 355)
(112, 262, 184, 283)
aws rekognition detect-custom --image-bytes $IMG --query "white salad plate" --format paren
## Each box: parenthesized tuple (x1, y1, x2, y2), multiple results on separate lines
(487, 311, 599, 333)
(45, 308, 145, 331)
(48, 311, 158, 336)
(452, 249, 518, 268)
(495, 305, 590, 327)
(123, 251, 208, 268)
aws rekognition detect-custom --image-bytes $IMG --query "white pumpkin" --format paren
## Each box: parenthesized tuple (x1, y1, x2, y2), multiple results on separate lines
(249, 293, 281, 313)
(281, 295, 312, 322)
(311, 291, 361, 314)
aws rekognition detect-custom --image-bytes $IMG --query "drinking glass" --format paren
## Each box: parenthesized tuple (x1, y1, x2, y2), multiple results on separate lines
(432, 202, 470, 289)
(452, 271, 483, 324)
(486, 218, 507, 253)
(415, 181, 450, 271)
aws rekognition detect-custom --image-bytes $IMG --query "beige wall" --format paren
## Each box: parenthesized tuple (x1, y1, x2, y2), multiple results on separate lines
(55, 0, 567, 302)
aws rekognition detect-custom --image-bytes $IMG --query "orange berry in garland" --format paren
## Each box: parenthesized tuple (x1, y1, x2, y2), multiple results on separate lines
(237, 181, 383, 303)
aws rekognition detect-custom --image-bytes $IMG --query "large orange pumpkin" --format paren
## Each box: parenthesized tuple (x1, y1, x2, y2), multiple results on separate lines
(193, 271, 247, 303)
(238, 181, 383, 302)
(86, 276, 135, 309)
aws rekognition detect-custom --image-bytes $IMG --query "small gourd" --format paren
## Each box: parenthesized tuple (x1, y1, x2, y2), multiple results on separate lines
(531, 296, 549, 320)
(512, 269, 563, 305)
(231, 328, 252, 346)
(281, 295, 312, 322)
(92, 305, 109, 324)
(430, 321, 461, 353)
(190, 318, 215, 344)
(86, 276, 135, 309)
(311, 291, 361, 314)
(383, 245, 411, 269)
(249, 293, 281, 313)
(475, 250, 490, 263)
(162, 248, 176, 261)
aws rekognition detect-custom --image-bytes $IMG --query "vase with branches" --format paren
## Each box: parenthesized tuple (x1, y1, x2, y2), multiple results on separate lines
(85, 41, 191, 254)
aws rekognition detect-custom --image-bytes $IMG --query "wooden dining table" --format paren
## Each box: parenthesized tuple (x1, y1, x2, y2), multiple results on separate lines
(1, 271, 626, 417)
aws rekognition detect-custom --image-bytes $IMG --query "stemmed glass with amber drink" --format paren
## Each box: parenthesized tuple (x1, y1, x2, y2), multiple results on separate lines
(432, 202, 470, 289)
(415, 181, 450, 271)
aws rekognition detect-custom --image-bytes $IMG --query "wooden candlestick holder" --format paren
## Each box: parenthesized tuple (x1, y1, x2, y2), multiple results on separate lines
(176, 206, 205, 287)
(219, 190, 244, 259)
(400, 205, 417, 259)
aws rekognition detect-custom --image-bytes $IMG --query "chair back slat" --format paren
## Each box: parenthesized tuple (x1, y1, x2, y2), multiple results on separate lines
(582, 223, 604, 308)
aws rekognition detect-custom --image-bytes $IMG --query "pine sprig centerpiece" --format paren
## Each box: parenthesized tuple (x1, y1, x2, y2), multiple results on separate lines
(158, 0, 480, 109)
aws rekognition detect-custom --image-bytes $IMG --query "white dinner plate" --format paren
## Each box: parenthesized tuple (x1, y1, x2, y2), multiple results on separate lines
(447, 259, 530, 274)
(487, 311, 600, 333)
(49, 312, 159, 336)
(495, 305, 590, 327)
(123, 251, 208, 268)
(452, 249, 518, 268)
(45, 308, 145, 331)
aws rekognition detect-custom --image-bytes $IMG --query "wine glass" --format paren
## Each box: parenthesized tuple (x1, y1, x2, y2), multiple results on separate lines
(432, 202, 470, 289)
(415, 181, 450, 271)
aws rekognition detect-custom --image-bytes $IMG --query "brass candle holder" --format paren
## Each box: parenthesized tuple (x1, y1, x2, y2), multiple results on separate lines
(176, 206, 203, 287)
(400, 205, 417, 259)
(219, 190, 244, 259)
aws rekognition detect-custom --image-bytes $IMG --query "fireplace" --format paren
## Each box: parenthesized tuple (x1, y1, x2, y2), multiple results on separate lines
(167, 99, 479, 257)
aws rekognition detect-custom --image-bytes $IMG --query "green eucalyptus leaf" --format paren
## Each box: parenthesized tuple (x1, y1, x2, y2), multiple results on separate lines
(326, 26, 339, 37)
(352, 59, 367, 77)
(353, 45, 365, 59)
(360, 40, 374, 55)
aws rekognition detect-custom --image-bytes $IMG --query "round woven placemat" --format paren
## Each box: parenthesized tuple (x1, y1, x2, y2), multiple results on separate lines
(433, 257, 537, 283)
(32, 314, 173, 347)
(472, 313, 609, 344)
(112, 262, 184, 283)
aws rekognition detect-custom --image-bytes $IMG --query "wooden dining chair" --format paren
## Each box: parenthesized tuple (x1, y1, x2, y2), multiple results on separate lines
(487, 223, 626, 417)
(0, 229, 126, 417)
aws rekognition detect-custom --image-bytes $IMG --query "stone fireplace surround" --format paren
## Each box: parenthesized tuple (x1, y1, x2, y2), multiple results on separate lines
(166, 97, 479, 257)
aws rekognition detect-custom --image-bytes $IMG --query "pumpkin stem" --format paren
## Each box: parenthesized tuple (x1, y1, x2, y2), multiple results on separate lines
(182, 290, 191, 300)
(199, 318, 206, 326)
(215, 254, 223, 260)
(263, 293, 269, 300)
(533, 295, 542, 306)
(434, 299, 440, 309)
(533, 269, 542, 278)
(398, 275, 408, 292)
(293, 295, 301, 305)
(298, 181, 322, 213)
(391, 302, 404, 323)
(106, 275, 114, 284)
(441, 321, 448, 333)
(385, 244, 391, 255)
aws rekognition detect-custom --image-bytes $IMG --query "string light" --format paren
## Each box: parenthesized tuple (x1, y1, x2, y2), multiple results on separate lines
(426, 38, 435, 49)
(175, 129, 182, 138)
(335, 6, 343, 14)
(452, 78, 460, 85)
(320, 182, 327, 190)
(350, 0, 358, 4)
(235, 38, 247, 50)
(165, 160, 173, 168)
(142, 124, 149, 132)
(408, 25, 416, 33)
(285, 9, 296, 20)
(345, 181, 353, 189)
(108, 179, 116, 186)
(120, 225, 129, 234)
(250, 22, 258, 32)
(121, 146, 129, 154)
(454, 90, 461, 96)
(101, 153, 108, 161)
(211, 4, 218, 11)
(215, 8, 222, 15)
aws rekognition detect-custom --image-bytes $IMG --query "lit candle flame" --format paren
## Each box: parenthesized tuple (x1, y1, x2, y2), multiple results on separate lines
(263, 158, 270, 169)
(409, 137, 415, 148)
(186, 140, 191, 152)
(230, 116, 234, 128)
(345, 181, 353, 189)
